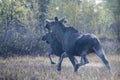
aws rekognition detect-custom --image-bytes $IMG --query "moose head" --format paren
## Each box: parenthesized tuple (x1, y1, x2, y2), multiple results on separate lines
(45, 17, 67, 32)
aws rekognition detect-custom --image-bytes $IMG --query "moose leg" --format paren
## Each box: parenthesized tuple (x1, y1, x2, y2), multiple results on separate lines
(79, 53, 89, 66)
(80, 55, 89, 65)
(83, 55, 89, 64)
(48, 53, 56, 64)
(67, 54, 79, 72)
(57, 52, 67, 71)
(94, 48, 111, 70)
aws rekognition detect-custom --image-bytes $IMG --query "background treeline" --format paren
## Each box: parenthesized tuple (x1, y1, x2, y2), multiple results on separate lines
(0, 0, 120, 57)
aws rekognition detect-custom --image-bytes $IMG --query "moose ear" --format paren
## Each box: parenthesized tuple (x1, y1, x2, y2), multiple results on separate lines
(54, 17, 58, 21)
(60, 17, 67, 23)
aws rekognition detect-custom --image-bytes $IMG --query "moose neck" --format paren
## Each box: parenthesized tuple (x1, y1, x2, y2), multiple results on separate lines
(53, 23, 66, 43)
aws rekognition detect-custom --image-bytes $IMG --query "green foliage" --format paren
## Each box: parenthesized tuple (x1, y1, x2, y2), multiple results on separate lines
(105, 0, 120, 15)
(47, 0, 113, 34)
(0, 0, 48, 56)
(0, 0, 118, 56)
(105, 0, 120, 43)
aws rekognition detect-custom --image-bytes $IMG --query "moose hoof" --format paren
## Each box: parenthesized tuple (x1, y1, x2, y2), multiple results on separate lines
(51, 62, 56, 64)
(106, 64, 111, 70)
(57, 67, 61, 71)
(74, 64, 79, 72)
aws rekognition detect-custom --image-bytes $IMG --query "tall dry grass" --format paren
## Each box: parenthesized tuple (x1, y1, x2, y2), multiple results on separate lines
(0, 54, 120, 80)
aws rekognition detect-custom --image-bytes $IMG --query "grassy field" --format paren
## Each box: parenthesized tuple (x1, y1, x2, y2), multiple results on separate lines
(0, 54, 120, 80)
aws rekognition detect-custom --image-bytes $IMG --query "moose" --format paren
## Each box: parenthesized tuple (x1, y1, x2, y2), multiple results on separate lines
(44, 17, 111, 72)
(42, 25, 93, 65)
(42, 31, 91, 65)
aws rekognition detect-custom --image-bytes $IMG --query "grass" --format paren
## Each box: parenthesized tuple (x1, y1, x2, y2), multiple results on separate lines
(0, 54, 120, 80)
